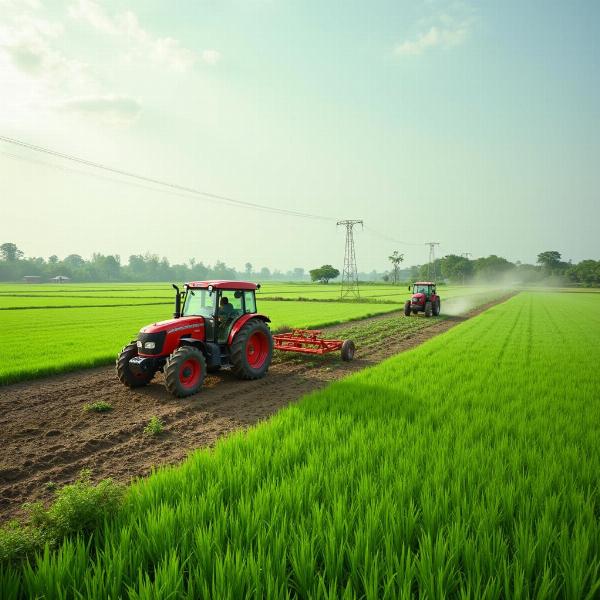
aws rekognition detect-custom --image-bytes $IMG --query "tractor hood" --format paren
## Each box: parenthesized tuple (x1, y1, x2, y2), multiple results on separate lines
(140, 316, 204, 335)
(411, 293, 426, 303)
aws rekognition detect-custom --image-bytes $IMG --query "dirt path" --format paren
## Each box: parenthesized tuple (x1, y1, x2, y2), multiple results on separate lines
(0, 294, 514, 523)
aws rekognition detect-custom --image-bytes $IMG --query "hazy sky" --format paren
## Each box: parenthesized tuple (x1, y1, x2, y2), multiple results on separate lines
(1, 0, 598, 272)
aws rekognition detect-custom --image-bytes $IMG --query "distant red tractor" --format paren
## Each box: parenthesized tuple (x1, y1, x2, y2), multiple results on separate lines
(117, 280, 356, 398)
(404, 281, 441, 317)
(117, 281, 274, 398)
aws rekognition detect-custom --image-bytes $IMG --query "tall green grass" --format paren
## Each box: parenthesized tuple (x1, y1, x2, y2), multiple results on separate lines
(2, 292, 599, 598)
(0, 300, 402, 385)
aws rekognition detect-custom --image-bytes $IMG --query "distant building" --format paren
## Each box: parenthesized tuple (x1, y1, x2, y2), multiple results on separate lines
(23, 275, 42, 283)
(50, 275, 71, 283)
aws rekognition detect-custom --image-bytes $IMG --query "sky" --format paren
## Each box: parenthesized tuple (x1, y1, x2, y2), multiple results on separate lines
(0, 0, 599, 273)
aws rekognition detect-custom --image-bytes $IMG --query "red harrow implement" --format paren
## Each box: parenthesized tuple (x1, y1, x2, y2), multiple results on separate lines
(273, 329, 356, 361)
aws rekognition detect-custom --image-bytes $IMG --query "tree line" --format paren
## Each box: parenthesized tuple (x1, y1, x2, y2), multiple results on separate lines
(396, 250, 600, 287)
(1, 242, 599, 286)
(0, 243, 306, 283)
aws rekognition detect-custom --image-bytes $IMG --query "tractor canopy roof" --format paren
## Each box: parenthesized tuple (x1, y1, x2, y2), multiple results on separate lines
(185, 280, 259, 290)
(414, 281, 435, 286)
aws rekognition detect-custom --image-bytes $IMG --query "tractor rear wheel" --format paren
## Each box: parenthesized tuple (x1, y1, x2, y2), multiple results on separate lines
(164, 346, 206, 398)
(433, 299, 441, 316)
(404, 300, 411, 316)
(116, 343, 155, 388)
(424, 301, 433, 317)
(341, 339, 356, 361)
(231, 319, 273, 380)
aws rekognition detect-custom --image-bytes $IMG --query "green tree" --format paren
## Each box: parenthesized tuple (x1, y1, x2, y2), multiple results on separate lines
(0, 242, 23, 262)
(537, 251, 563, 274)
(388, 251, 404, 284)
(245, 262, 253, 275)
(440, 254, 473, 283)
(309, 265, 340, 284)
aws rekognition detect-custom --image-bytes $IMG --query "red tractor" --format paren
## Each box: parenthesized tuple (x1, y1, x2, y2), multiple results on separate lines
(404, 281, 441, 317)
(116, 281, 273, 397)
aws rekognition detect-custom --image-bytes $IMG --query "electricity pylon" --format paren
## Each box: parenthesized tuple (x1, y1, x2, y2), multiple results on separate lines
(425, 242, 440, 281)
(337, 220, 363, 299)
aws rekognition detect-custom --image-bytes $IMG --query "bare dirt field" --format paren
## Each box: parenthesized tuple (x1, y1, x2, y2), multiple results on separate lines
(0, 295, 513, 523)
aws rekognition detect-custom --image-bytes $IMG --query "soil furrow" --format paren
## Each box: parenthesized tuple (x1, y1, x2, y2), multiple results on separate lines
(0, 293, 514, 523)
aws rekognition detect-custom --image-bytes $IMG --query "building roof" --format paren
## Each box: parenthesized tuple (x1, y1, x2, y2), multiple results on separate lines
(185, 280, 259, 290)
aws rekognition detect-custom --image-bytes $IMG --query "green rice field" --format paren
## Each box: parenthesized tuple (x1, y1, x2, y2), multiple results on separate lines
(0, 282, 502, 385)
(2, 291, 599, 597)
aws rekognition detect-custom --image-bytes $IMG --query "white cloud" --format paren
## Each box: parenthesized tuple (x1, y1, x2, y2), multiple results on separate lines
(59, 94, 141, 124)
(69, 0, 219, 71)
(394, 10, 473, 57)
(201, 49, 222, 65)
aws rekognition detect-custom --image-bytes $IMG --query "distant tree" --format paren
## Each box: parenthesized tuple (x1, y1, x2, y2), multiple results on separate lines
(382, 274, 390, 282)
(537, 250, 569, 276)
(440, 254, 473, 283)
(388, 251, 404, 284)
(48, 255, 59, 264)
(567, 259, 600, 286)
(472, 255, 514, 281)
(245, 262, 253, 275)
(259, 267, 271, 280)
(537, 251, 561, 270)
(63, 254, 85, 268)
(309, 265, 340, 284)
(0, 243, 23, 262)
(189, 258, 196, 269)
(292, 267, 305, 280)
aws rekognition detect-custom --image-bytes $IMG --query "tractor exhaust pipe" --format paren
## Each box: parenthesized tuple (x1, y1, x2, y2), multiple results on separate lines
(172, 284, 181, 318)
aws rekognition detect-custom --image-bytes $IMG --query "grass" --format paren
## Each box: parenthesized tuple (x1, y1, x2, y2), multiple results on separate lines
(0, 300, 403, 385)
(143, 416, 164, 436)
(1, 292, 599, 598)
(84, 401, 112, 413)
(0, 281, 505, 385)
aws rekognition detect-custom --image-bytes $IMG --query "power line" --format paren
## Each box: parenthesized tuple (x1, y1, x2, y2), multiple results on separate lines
(337, 220, 363, 299)
(363, 225, 424, 246)
(0, 135, 335, 222)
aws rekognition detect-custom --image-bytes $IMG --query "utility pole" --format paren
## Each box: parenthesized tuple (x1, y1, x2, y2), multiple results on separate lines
(425, 242, 440, 281)
(337, 220, 363, 299)
(461, 253, 472, 285)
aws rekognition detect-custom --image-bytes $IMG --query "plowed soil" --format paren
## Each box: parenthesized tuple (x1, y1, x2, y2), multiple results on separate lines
(0, 295, 513, 523)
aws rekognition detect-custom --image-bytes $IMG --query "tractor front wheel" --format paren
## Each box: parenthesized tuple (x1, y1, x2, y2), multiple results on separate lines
(404, 300, 411, 316)
(231, 319, 273, 380)
(116, 343, 155, 388)
(424, 302, 433, 317)
(164, 346, 206, 398)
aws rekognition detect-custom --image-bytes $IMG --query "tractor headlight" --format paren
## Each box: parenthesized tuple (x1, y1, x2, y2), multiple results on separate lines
(143, 341, 156, 350)
(136, 340, 142, 348)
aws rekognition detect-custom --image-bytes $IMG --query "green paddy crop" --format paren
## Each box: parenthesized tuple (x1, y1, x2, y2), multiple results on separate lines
(0, 282, 504, 384)
(0, 298, 402, 385)
(2, 292, 599, 598)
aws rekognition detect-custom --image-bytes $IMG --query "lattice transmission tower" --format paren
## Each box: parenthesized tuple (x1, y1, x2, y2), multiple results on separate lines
(425, 242, 440, 281)
(337, 220, 363, 299)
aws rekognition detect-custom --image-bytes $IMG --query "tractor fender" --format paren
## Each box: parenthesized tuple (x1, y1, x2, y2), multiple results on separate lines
(178, 337, 221, 369)
(178, 337, 207, 353)
(228, 314, 271, 345)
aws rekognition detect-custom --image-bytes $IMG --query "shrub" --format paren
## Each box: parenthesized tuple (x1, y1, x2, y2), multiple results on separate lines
(143, 416, 164, 436)
(0, 470, 124, 564)
(84, 401, 112, 413)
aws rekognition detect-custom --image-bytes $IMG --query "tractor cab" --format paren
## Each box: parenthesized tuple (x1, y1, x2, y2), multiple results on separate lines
(182, 282, 259, 343)
(405, 281, 441, 318)
(409, 282, 436, 300)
